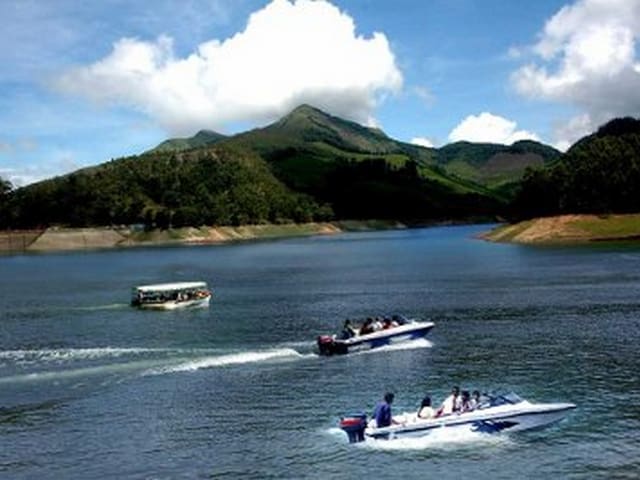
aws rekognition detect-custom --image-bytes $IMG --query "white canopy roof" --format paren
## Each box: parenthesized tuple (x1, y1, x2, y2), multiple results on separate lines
(135, 282, 207, 293)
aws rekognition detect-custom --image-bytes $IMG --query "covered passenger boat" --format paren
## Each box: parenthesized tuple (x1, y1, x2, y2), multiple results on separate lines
(317, 315, 434, 355)
(131, 281, 211, 310)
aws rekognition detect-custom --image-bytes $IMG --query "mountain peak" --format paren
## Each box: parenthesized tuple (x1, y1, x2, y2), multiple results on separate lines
(289, 104, 325, 116)
(266, 104, 396, 153)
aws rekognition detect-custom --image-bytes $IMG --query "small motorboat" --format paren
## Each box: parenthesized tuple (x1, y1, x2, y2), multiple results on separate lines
(317, 315, 434, 356)
(339, 392, 575, 443)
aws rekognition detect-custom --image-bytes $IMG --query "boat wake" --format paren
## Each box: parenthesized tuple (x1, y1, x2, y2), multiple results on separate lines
(326, 425, 509, 451)
(360, 427, 511, 451)
(144, 348, 315, 375)
(72, 303, 129, 311)
(0, 346, 316, 385)
(0, 347, 174, 365)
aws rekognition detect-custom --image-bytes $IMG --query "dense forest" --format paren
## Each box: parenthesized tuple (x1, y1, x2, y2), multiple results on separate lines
(513, 117, 640, 220)
(0, 146, 327, 229)
(1, 106, 635, 230)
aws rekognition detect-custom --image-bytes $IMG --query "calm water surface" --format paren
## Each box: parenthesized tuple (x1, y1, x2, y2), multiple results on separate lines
(1, 225, 639, 479)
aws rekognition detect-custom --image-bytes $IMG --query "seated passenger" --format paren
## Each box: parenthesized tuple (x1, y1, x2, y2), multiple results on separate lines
(359, 318, 374, 335)
(460, 390, 472, 413)
(436, 386, 461, 417)
(417, 395, 435, 419)
(372, 317, 383, 331)
(382, 318, 393, 329)
(372, 392, 399, 428)
(468, 390, 482, 411)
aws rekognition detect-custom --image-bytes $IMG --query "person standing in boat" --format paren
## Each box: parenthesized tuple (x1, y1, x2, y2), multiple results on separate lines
(436, 386, 461, 417)
(373, 392, 397, 428)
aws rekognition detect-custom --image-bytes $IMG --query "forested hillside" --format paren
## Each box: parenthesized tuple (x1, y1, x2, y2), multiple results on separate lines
(7, 105, 624, 231)
(1, 146, 326, 229)
(0, 106, 509, 229)
(514, 117, 640, 219)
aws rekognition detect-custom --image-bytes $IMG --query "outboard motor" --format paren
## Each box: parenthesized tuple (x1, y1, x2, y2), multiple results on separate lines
(339, 413, 367, 443)
(317, 335, 335, 356)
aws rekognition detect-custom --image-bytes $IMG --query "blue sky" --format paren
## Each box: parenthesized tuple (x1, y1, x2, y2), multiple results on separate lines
(1, 0, 639, 186)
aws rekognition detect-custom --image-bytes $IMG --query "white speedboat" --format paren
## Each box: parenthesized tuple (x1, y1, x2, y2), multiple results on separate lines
(317, 315, 434, 355)
(131, 281, 212, 310)
(339, 393, 575, 443)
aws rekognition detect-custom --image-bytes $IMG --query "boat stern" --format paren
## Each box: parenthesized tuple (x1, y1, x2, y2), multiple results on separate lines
(339, 413, 367, 443)
(317, 336, 348, 355)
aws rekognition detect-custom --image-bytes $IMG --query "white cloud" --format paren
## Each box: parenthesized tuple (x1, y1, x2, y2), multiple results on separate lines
(512, 0, 640, 145)
(552, 113, 594, 152)
(448, 112, 540, 145)
(52, 0, 402, 134)
(410, 137, 434, 148)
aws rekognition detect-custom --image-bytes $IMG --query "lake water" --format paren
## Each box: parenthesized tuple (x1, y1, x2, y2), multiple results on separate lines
(1, 225, 639, 479)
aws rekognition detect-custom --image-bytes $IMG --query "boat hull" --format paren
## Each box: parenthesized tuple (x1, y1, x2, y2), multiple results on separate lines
(317, 321, 434, 356)
(136, 295, 211, 310)
(365, 402, 576, 441)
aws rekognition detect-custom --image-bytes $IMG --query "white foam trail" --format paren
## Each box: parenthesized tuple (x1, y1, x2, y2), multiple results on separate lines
(361, 427, 509, 451)
(73, 303, 129, 311)
(0, 347, 174, 363)
(144, 348, 313, 375)
(355, 338, 433, 356)
(0, 358, 165, 385)
(280, 340, 316, 349)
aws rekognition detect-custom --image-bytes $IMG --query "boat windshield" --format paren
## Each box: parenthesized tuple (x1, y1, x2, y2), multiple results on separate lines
(390, 314, 410, 325)
(486, 392, 523, 407)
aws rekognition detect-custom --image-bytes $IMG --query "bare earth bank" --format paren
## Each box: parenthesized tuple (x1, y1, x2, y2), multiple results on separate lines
(480, 214, 640, 244)
(0, 221, 406, 254)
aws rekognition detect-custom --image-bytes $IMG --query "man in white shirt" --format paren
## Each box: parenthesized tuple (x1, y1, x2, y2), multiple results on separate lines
(437, 386, 461, 416)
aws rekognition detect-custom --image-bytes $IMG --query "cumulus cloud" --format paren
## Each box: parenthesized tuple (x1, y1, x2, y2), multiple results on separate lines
(448, 112, 540, 145)
(552, 113, 594, 151)
(511, 0, 640, 147)
(410, 137, 434, 148)
(52, 0, 402, 134)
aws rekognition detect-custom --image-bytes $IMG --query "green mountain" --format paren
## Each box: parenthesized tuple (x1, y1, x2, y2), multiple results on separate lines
(147, 104, 557, 193)
(2, 105, 534, 229)
(514, 117, 640, 219)
(217, 104, 505, 217)
(151, 129, 227, 153)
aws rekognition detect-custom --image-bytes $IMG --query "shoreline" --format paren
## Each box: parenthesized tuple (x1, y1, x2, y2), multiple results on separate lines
(0, 220, 408, 255)
(480, 214, 640, 244)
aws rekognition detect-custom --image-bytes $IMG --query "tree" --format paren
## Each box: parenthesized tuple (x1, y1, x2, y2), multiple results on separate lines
(0, 177, 13, 228)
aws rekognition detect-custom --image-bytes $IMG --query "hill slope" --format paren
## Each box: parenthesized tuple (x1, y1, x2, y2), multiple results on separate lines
(514, 117, 640, 219)
(155, 106, 560, 193)
(6, 145, 325, 228)
(436, 140, 560, 188)
(1, 105, 524, 229)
